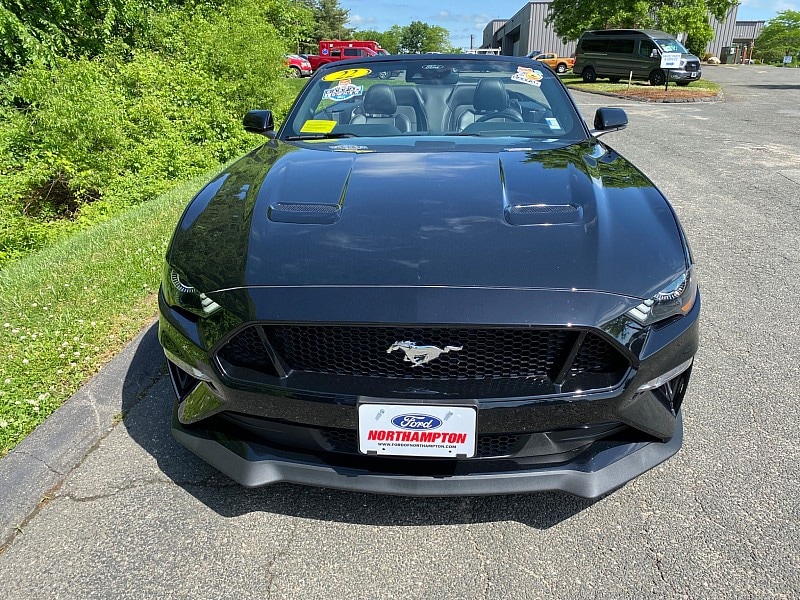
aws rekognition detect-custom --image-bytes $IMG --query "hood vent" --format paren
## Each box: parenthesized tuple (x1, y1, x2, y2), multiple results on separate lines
(268, 202, 341, 224)
(504, 203, 582, 226)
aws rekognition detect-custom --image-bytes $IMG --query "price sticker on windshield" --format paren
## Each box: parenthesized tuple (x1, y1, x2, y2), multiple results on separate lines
(660, 52, 682, 69)
(300, 120, 336, 134)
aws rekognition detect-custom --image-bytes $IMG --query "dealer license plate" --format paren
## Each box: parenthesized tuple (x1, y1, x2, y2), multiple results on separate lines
(358, 404, 476, 458)
(690, 72, 698, 78)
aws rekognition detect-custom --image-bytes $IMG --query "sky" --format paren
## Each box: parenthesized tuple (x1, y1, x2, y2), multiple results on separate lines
(341, 0, 800, 50)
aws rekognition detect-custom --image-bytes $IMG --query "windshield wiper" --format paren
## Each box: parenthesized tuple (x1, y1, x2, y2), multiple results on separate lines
(284, 133, 358, 141)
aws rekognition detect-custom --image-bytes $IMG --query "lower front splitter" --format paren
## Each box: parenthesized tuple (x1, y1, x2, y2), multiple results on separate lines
(172, 413, 683, 499)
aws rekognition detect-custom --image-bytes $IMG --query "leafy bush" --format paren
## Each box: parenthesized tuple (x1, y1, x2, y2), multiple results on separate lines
(0, 0, 300, 265)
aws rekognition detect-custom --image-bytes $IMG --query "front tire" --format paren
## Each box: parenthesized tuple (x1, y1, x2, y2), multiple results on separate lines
(649, 69, 666, 86)
(556, 63, 567, 74)
(377, 71, 390, 80)
(609, 77, 620, 83)
(676, 81, 690, 87)
(582, 66, 597, 83)
(288, 66, 301, 78)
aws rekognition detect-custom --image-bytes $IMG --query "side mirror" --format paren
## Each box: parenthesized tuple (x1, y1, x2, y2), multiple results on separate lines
(592, 107, 628, 136)
(651, 49, 660, 58)
(243, 110, 276, 138)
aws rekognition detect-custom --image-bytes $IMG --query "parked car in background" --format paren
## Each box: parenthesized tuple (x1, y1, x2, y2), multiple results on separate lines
(285, 54, 312, 77)
(159, 54, 700, 499)
(528, 52, 574, 73)
(573, 29, 702, 86)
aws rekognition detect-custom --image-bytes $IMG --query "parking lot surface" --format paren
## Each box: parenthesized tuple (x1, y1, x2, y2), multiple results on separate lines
(0, 65, 798, 598)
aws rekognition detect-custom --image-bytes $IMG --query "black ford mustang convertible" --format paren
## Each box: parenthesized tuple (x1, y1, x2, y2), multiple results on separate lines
(158, 55, 699, 498)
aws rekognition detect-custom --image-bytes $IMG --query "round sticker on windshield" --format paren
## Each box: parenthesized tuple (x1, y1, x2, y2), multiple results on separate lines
(511, 67, 544, 86)
(323, 68, 372, 81)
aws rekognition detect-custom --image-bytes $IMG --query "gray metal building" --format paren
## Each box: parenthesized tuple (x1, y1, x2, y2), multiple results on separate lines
(482, 1, 761, 58)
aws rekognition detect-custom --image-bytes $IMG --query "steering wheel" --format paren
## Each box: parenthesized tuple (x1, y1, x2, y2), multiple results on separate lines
(476, 110, 524, 123)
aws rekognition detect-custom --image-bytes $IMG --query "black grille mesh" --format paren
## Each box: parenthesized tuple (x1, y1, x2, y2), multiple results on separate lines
(217, 326, 270, 371)
(571, 333, 622, 375)
(264, 326, 571, 380)
(216, 324, 629, 391)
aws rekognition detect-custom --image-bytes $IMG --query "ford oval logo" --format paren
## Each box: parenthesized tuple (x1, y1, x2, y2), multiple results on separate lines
(391, 414, 443, 430)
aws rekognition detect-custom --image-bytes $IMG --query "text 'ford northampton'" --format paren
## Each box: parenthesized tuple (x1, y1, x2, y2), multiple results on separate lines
(158, 54, 700, 498)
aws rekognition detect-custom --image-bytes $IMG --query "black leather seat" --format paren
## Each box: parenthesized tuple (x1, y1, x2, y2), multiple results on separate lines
(450, 78, 522, 131)
(351, 85, 412, 132)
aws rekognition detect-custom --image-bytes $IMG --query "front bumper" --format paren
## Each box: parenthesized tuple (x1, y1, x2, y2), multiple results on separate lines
(158, 284, 699, 498)
(669, 68, 702, 81)
(172, 403, 683, 498)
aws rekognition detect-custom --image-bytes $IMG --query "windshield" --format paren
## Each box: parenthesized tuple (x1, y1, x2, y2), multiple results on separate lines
(282, 57, 586, 146)
(655, 39, 689, 54)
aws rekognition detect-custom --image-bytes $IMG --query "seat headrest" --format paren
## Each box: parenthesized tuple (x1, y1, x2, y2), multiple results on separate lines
(363, 84, 397, 117)
(473, 78, 509, 112)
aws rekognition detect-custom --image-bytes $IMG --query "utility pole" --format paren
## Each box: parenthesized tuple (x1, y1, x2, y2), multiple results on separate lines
(470, 34, 474, 50)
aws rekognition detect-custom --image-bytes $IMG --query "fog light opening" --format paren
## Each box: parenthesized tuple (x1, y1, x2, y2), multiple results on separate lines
(653, 366, 692, 414)
(167, 359, 202, 401)
(637, 358, 693, 392)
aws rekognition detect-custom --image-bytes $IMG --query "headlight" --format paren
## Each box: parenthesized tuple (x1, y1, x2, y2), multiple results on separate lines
(627, 268, 697, 326)
(165, 267, 221, 316)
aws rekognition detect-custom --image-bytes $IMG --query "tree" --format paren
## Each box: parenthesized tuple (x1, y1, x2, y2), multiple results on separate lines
(263, 0, 315, 54)
(398, 21, 453, 54)
(753, 11, 800, 64)
(546, 0, 738, 57)
(353, 23, 456, 54)
(305, 0, 353, 42)
(352, 26, 403, 54)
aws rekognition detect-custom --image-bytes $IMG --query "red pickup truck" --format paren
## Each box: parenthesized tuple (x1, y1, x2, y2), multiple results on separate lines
(307, 40, 388, 72)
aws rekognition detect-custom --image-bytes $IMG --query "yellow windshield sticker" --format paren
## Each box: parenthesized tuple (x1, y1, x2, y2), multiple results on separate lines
(323, 68, 372, 81)
(300, 120, 337, 133)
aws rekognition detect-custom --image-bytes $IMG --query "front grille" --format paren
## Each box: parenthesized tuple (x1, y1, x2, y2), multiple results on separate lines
(685, 61, 700, 72)
(266, 326, 571, 380)
(216, 325, 629, 396)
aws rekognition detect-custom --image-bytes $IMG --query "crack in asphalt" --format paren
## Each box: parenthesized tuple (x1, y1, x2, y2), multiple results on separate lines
(641, 510, 674, 594)
(4, 367, 187, 550)
(263, 521, 299, 598)
(460, 497, 490, 600)
(13, 450, 64, 477)
(58, 476, 239, 503)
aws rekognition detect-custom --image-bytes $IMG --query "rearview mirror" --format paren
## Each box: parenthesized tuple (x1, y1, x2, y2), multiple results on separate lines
(243, 110, 276, 137)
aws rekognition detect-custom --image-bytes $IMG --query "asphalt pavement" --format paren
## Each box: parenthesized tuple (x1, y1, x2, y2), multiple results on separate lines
(1, 65, 798, 598)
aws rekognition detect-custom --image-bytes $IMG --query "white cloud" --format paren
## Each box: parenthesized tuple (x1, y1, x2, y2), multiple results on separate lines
(430, 11, 492, 25)
(347, 14, 378, 26)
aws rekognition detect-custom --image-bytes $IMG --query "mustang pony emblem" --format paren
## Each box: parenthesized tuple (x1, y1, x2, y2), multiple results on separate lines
(387, 341, 463, 367)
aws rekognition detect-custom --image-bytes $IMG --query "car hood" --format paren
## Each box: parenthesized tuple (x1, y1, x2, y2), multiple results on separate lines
(169, 140, 688, 301)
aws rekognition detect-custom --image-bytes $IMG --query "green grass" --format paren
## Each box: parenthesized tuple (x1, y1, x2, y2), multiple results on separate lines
(559, 73, 721, 95)
(0, 169, 222, 455)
